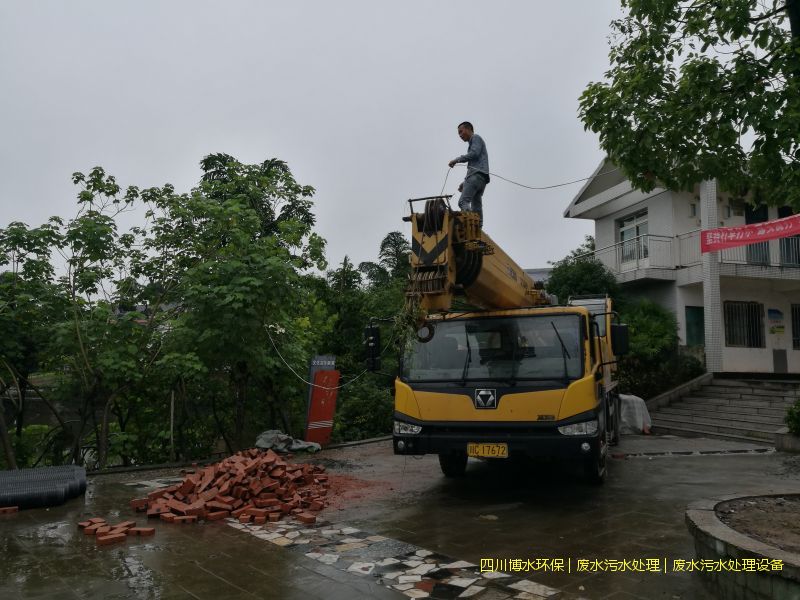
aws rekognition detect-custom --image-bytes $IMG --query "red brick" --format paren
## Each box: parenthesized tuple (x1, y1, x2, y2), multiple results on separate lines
(238, 514, 252, 524)
(268, 512, 282, 522)
(0, 506, 19, 515)
(166, 499, 189, 515)
(309, 501, 324, 512)
(84, 523, 105, 535)
(147, 489, 167, 501)
(200, 486, 219, 502)
(96, 533, 127, 546)
(253, 516, 267, 525)
(160, 512, 177, 523)
(77, 520, 92, 528)
(110, 521, 136, 531)
(94, 526, 112, 537)
(174, 515, 198, 524)
(295, 512, 316, 525)
(129, 498, 148, 511)
(147, 506, 169, 518)
(244, 507, 268, 518)
(88, 517, 106, 524)
(205, 510, 230, 521)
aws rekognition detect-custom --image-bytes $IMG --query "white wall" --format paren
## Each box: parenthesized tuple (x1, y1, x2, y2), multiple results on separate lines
(671, 190, 702, 237)
(594, 190, 675, 249)
(720, 278, 800, 373)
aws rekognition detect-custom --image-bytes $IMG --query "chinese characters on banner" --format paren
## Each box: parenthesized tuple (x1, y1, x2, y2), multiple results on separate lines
(700, 213, 800, 253)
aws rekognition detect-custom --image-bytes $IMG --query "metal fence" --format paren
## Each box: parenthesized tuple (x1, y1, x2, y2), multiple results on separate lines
(592, 235, 674, 274)
(669, 231, 800, 269)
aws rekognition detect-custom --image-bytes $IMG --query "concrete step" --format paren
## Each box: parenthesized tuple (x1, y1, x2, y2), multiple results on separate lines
(651, 412, 782, 433)
(656, 406, 786, 426)
(650, 423, 772, 446)
(682, 395, 795, 410)
(662, 401, 787, 418)
(652, 415, 777, 442)
(711, 378, 800, 388)
(706, 382, 800, 396)
(701, 386, 800, 401)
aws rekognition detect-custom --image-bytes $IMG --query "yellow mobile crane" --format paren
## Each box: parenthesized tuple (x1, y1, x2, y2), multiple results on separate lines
(366, 197, 629, 483)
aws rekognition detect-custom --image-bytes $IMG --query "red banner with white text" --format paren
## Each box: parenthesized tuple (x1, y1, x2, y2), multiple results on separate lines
(700, 213, 800, 253)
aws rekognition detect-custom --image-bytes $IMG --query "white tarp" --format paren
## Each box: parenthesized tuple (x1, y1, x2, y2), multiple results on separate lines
(619, 394, 652, 434)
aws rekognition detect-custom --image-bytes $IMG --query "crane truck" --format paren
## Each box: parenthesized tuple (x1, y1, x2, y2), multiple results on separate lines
(365, 197, 629, 483)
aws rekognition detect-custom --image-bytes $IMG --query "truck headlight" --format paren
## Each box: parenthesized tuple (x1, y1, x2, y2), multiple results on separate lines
(394, 420, 422, 435)
(558, 419, 598, 436)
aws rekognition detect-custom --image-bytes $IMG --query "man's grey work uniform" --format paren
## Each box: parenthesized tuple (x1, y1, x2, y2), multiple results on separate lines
(452, 134, 489, 224)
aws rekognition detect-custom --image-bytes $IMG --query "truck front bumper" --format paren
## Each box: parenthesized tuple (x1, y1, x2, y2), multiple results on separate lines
(393, 411, 603, 460)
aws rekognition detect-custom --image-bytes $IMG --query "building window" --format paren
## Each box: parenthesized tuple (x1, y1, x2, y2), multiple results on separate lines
(723, 301, 765, 348)
(689, 203, 697, 218)
(778, 207, 800, 266)
(792, 304, 800, 350)
(618, 210, 648, 262)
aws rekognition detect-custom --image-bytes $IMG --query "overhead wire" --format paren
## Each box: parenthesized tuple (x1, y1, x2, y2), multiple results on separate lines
(452, 164, 620, 191)
(265, 322, 399, 391)
(269, 163, 619, 390)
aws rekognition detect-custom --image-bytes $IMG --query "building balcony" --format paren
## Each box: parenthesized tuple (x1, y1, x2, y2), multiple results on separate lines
(588, 232, 800, 284)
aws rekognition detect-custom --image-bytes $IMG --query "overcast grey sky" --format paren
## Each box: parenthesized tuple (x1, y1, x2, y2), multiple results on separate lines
(0, 1, 621, 270)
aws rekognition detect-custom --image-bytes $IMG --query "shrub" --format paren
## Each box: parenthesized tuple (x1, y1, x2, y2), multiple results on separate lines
(787, 401, 800, 436)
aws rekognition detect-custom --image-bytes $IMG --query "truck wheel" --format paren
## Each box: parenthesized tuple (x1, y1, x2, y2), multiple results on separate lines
(438, 452, 467, 477)
(584, 449, 607, 485)
(610, 393, 621, 446)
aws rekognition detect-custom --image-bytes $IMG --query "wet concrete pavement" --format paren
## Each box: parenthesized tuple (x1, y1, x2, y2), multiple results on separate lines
(2, 434, 800, 599)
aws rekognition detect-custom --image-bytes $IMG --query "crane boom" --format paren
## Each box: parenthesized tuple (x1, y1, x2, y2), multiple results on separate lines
(406, 197, 550, 312)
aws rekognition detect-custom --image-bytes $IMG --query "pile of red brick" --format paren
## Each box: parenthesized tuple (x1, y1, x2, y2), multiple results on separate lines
(79, 517, 154, 546)
(129, 448, 329, 526)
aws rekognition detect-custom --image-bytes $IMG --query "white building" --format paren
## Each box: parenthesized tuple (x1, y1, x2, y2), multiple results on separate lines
(563, 159, 800, 374)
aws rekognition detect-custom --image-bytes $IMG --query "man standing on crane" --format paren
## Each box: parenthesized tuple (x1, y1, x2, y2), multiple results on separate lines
(448, 121, 489, 225)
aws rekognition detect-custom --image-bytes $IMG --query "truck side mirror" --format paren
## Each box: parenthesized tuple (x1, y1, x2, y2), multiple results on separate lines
(364, 326, 381, 371)
(610, 323, 629, 356)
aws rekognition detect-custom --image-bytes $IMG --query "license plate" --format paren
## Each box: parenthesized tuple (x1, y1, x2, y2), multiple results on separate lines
(467, 443, 508, 458)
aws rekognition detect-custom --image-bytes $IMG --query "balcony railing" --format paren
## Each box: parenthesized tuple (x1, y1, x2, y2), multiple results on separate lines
(591, 235, 674, 274)
(586, 231, 800, 276)
(678, 230, 800, 268)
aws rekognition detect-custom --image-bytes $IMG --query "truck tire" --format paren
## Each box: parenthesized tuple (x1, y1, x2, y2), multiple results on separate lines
(438, 452, 467, 477)
(585, 400, 607, 485)
(583, 449, 607, 485)
(610, 393, 621, 446)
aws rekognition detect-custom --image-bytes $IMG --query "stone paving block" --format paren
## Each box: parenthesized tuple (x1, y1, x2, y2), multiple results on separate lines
(459, 585, 486, 598)
(508, 579, 560, 597)
(347, 562, 375, 575)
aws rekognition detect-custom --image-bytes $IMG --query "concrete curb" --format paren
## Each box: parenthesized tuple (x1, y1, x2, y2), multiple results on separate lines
(324, 436, 392, 450)
(86, 437, 393, 476)
(646, 372, 713, 411)
(685, 490, 800, 599)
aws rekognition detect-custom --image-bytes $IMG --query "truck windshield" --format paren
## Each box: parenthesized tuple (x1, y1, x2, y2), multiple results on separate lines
(402, 315, 583, 383)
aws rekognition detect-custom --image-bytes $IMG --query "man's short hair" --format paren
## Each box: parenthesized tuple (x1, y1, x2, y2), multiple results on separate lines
(458, 121, 474, 131)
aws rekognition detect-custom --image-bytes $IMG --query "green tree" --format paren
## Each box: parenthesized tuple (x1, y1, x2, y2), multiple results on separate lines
(143, 155, 328, 451)
(0, 220, 67, 468)
(580, 0, 800, 206)
(616, 300, 704, 398)
(545, 236, 619, 303)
